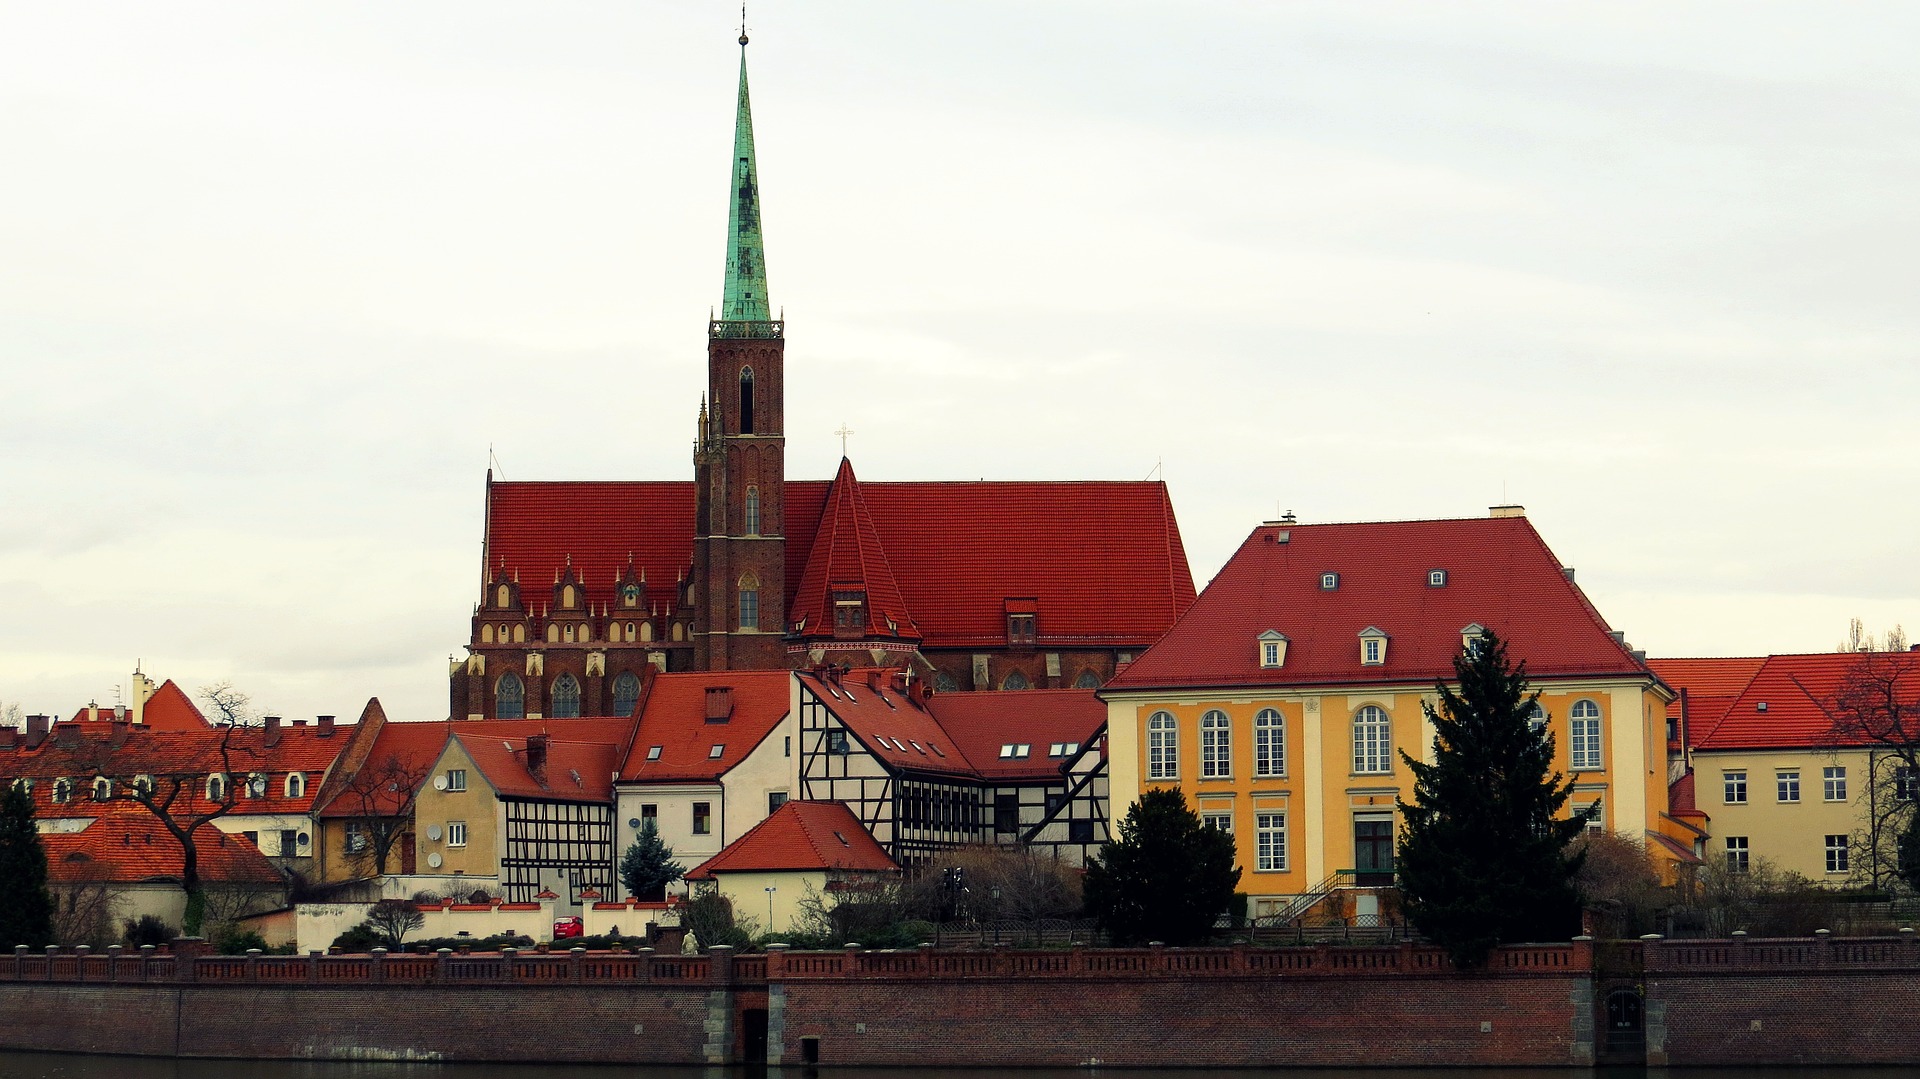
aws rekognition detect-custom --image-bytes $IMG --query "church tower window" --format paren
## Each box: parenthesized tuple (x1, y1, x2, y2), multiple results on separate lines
(481, 624, 494, 643)
(551, 674, 582, 718)
(739, 574, 761, 631)
(739, 367, 755, 434)
(496, 673, 525, 719)
(745, 486, 760, 535)
(611, 672, 642, 717)
(497, 584, 510, 608)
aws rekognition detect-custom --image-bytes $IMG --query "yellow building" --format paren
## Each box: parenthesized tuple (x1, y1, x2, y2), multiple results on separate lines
(1655, 652, 1920, 887)
(1102, 509, 1677, 921)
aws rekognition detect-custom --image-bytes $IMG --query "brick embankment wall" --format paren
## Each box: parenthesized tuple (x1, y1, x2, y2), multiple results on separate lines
(0, 984, 714, 1063)
(1644, 934, 1920, 1066)
(779, 974, 1586, 1068)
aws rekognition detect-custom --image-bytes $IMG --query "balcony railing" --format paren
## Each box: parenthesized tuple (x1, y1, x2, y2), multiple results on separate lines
(710, 320, 783, 340)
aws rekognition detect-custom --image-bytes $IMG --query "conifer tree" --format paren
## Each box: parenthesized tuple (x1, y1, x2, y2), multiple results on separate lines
(618, 820, 685, 902)
(1396, 630, 1589, 968)
(0, 782, 54, 949)
(1084, 786, 1240, 946)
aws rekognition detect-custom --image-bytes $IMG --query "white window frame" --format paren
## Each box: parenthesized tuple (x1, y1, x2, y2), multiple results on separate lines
(1569, 700, 1603, 770)
(1202, 811, 1233, 835)
(446, 821, 468, 848)
(1254, 708, 1285, 777)
(285, 772, 306, 799)
(1777, 769, 1801, 804)
(1147, 711, 1179, 780)
(1724, 770, 1747, 804)
(1352, 706, 1391, 775)
(1825, 834, 1849, 874)
(1725, 836, 1749, 873)
(1256, 812, 1288, 871)
(1200, 710, 1232, 778)
(1823, 766, 1847, 802)
(445, 769, 466, 793)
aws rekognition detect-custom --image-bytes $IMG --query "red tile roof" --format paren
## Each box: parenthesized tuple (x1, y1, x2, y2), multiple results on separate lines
(1647, 657, 1767, 742)
(39, 802, 286, 887)
(617, 671, 789, 782)
(927, 688, 1107, 781)
(484, 473, 1195, 650)
(1108, 515, 1647, 691)
(798, 670, 976, 779)
(788, 458, 920, 643)
(685, 800, 897, 879)
(0, 723, 352, 818)
(317, 716, 635, 817)
(67, 680, 208, 731)
(1674, 651, 1920, 752)
(454, 732, 622, 803)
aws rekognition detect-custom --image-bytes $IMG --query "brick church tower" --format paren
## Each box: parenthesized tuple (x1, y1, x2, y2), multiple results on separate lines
(693, 31, 786, 671)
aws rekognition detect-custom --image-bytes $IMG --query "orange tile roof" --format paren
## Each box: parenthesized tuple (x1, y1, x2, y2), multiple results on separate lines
(685, 800, 897, 879)
(927, 688, 1107, 781)
(618, 671, 789, 782)
(1683, 651, 1920, 751)
(1109, 515, 1648, 691)
(484, 473, 1195, 651)
(68, 680, 209, 730)
(39, 802, 286, 887)
(315, 716, 634, 817)
(0, 723, 352, 817)
(1647, 657, 1767, 742)
(454, 732, 622, 803)
(798, 670, 977, 779)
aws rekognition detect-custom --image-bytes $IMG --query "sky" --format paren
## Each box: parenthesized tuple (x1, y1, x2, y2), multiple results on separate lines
(4, 1, 1918, 723)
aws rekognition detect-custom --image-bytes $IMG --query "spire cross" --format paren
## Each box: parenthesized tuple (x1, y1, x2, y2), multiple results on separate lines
(835, 424, 855, 456)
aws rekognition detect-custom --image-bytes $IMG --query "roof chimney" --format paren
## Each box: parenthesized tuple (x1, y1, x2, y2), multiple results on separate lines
(55, 724, 81, 748)
(87, 701, 99, 723)
(1489, 505, 1526, 518)
(704, 687, 734, 723)
(131, 666, 156, 727)
(0, 728, 17, 751)
(316, 715, 336, 738)
(24, 715, 49, 750)
(526, 733, 549, 776)
(263, 715, 282, 747)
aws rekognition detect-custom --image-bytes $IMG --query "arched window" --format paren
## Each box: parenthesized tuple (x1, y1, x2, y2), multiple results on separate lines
(1074, 669, 1100, 689)
(744, 486, 761, 535)
(497, 584, 510, 608)
(551, 674, 582, 718)
(1255, 708, 1285, 776)
(52, 778, 72, 805)
(1002, 670, 1030, 691)
(1353, 706, 1392, 774)
(512, 624, 525, 643)
(496, 673, 526, 719)
(92, 776, 112, 801)
(562, 584, 576, 608)
(564, 624, 575, 643)
(244, 773, 267, 799)
(205, 774, 227, 802)
(739, 367, 755, 434)
(481, 623, 495, 643)
(625, 622, 637, 642)
(1147, 711, 1178, 780)
(1200, 710, 1232, 778)
(132, 775, 152, 798)
(285, 773, 306, 799)
(1570, 699, 1603, 770)
(611, 672, 642, 717)
(640, 621, 654, 642)
(1526, 701, 1548, 733)
(934, 671, 960, 692)
(546, 623, 559, 643)
(672, 622, 685, 642)
(738, 573, 760, 631)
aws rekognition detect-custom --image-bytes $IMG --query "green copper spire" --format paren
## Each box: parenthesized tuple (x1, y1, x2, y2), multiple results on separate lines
(721, 33, 770, 322)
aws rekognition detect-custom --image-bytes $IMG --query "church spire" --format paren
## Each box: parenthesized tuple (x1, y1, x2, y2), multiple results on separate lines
(721, 27, 770, 322)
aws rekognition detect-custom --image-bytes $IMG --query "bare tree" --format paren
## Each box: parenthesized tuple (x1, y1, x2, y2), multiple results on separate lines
(0, 701, 22, 728)
(1824, 628, 1920, 892)
(362, 898, 424, 949)
(332, 752, 430, 876)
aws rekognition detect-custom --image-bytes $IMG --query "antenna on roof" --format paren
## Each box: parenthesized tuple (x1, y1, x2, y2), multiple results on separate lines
(1144, 458, 1162, 481)
(489, 444, 506, 480)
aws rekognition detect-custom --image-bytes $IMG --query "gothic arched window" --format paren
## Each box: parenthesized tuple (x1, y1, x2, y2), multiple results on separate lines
(551, 674, 582, 718)
(611, 672, 642, 717)
(496, 673, 525, 719)
(1074, 669, 1100, 689)
(1002, 670, 1030, 691)
(739, 367, 755, 434)
(744, 486, 761, 535)
(739, 573, 760, 632)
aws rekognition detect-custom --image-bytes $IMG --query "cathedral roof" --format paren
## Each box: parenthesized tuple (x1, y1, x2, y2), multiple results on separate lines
(788, 457, 920, 641)
(1109, 513, 1648, 692)
(484, 474, 1195, 650)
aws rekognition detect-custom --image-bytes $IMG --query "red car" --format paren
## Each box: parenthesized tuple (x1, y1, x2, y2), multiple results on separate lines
(552, 917, 583, 940)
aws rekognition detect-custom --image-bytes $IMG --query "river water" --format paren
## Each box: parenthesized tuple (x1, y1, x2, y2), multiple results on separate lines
(1, 1056, 1914, 1079)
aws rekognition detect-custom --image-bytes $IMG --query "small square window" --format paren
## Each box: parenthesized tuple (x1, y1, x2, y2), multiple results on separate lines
(826, 730, 849, 756)
(445, 769, 467, 792)
(646, 745, 663, 761)
(709, 744, 726, 759)
(1320, 573, 1339, 590)
(1428, 569, 1447, 587)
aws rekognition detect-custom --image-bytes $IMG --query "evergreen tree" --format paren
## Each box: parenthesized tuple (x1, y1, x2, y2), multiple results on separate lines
(1084, 786, 1240, 946)
(0, 782, 54, 949)
(1396, 630, 1590, 968)
(618, 820, 685, 902)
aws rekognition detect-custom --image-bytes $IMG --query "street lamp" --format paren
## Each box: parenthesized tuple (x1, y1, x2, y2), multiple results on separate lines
(765, 885, 777, 931)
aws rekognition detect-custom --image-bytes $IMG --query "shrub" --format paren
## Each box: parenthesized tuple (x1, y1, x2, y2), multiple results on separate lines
(214, 929, 270, 955)
(329, 923, 383, 953)
(123, 915, 174, 948)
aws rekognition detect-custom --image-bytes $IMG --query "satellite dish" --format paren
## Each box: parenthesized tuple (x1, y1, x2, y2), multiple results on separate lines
(427, 825, 443, 841)
(432, 775, 448, 791)
(427, 853, 443, 869)
(628, 818, 641, 829)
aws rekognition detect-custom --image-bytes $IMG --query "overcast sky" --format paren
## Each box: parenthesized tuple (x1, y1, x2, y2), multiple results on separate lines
(5, 2, 1917, 723)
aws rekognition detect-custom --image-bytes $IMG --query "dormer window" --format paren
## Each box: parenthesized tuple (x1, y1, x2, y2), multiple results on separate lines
(244, 773, 268, 799)
(833, 589, 867, 633)
(132, 775, 152, 798)
(1007, 613, 1036, 644)
(1460, 623, 1488, 654)
(285, 773, 306, 799)
(1428, 569, 1448, 587)
(92, 777, 112, 801)
(206, 774, 227, 802)
(1320, 573, 1339, 590)
(1358, 627, 1389, 666)
(1257, 630, 1289, 669)
(52, 778, 72, 805)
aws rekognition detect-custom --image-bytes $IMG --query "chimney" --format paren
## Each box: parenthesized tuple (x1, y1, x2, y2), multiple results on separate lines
(292, 718, 307, 727)
(0, 728, 16, 750)
(704, 687, 733, 723)
(109, 716, 130, 748)
(1489, 504, 1526, 518)
(55, 724, 81, 748)
(24, 715, 49, 750)
(316, 715, 336, 738)
(526, 733, 549, 776)
(131, 666, 156, 726)
(263, 715, 282, 747)
(87, 701, 99, 723)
